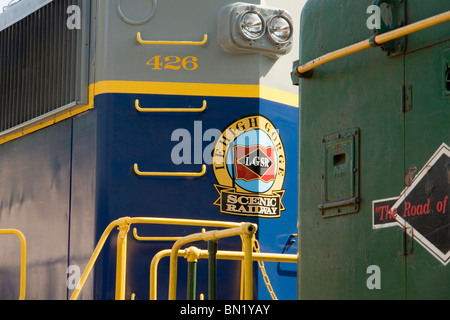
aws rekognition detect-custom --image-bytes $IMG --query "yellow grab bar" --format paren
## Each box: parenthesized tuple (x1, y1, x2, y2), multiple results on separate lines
(0, 229, 27, 300)
(135, 99, 207, 113)
(134, 163, 207, 177)
(137, 32, 208, 46)
(168, 223, 257, 300)
(133, 227, 182, 242)
(150, 248, 297, 300)
(296, 10, 450, 75)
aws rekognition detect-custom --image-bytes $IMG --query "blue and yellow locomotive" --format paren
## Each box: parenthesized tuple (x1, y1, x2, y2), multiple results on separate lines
(1, 0, 449, 301)
(0, 0, 300, 300)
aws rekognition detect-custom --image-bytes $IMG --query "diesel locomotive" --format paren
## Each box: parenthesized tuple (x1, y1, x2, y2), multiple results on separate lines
(0, 0, 300, 300)
(0, 0, 449, 301)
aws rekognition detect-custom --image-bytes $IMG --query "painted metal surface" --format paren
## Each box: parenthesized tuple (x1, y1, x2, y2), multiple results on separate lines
(297, 0, 449, 299)
(0, 111, 97, 300)
(90, 0, 300, 300)
(0, 121, 72, 299)
(92, 91, 298, 300)
(0, 0, 300, 300)
(402, 0, 450, 295)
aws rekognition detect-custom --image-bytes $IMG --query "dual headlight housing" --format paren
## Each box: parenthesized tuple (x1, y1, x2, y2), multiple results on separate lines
(219, 2, 294, 58)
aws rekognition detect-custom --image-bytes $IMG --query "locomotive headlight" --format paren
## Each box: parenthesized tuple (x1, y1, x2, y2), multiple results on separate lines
(239, 12, 265, 40)
(218, 3, 294, 58)
(268, 16, 292, 44)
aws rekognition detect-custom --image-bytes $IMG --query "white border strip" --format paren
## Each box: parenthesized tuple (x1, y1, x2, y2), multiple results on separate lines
(0, 0, 52, 32)
(372, 196, 400, 230)
(0, 101, 78, 139)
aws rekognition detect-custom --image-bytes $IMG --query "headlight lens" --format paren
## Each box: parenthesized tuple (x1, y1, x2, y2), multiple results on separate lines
(240, 12, 265, 40)
(268, 16, 292, 43)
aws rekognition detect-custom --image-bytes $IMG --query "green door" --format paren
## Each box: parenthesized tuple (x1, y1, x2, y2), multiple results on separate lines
(298, 0, 407, 299)
(401, 0, 450, 299)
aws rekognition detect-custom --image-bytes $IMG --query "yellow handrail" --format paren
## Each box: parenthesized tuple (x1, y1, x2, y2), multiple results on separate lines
(134, 163, 207, 177)
(296, 10, 450, 75)
(70, 220, 118, 300)
(70, 217, 242, 300)
(137, 32, 208, 46)
(135, 99, 207, 113)
(150, 249, 187, 300)
(168, 223, 257, 300)
(0, 229, 27, 300)
(150, 247, 297, 300)
(115, 222, 130, 299)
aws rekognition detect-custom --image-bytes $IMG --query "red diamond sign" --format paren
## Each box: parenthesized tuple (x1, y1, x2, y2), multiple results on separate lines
(373, 143, 450, 265)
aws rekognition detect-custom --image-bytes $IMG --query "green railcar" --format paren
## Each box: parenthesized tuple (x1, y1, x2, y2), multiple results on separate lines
(294, 0, 450, 299)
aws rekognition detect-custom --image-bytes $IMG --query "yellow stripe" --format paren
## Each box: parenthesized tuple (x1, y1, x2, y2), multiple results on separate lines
(94, 80, 299, 108)
(95, 80, 259, 97)
(0, 80, 298, 145)
(259, 86, 299, 108)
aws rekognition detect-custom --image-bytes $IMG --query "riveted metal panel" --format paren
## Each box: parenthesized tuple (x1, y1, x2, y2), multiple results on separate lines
(320, 128, 360, 218)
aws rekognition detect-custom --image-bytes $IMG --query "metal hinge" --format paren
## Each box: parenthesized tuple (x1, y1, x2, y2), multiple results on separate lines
(404, 226, 414, 256)
(402, 83, 413, 112)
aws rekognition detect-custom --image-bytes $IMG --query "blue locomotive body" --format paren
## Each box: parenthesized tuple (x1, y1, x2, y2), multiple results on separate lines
(0, 0, 300, 300)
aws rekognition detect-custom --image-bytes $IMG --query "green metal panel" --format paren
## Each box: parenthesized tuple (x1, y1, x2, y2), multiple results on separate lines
(297, 0, 450, 299)
(319, 128, 360, 218)
(403, 2, 450, 296)
(298, 0, 406, 299)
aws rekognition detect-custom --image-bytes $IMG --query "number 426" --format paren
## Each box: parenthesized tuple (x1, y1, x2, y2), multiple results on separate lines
(146, 55, 198, 71)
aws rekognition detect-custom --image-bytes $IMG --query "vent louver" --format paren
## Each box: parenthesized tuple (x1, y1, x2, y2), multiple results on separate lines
(0, 0, 88, 133)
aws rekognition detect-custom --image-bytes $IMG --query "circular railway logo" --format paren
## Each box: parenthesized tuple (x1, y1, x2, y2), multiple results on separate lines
(212, 115, 286, 218)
